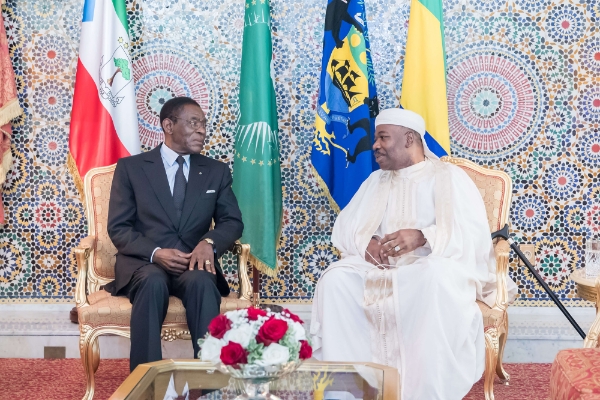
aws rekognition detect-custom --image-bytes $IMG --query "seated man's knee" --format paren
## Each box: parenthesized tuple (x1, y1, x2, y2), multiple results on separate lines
(183, 270, 217, 290)
(422, 264, 457, 290)
(319, 268, 361, 296)
(138, 268, 169, 295)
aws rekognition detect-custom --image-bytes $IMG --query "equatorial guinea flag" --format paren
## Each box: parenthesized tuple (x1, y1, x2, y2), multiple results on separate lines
(68, 0, 140, 194)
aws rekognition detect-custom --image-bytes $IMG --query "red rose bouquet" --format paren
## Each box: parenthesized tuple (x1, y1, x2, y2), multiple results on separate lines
(199, 307, 312, 370)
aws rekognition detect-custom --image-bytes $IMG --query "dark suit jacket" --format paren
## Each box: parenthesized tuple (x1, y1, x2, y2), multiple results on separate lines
(105, 144, 244, 297)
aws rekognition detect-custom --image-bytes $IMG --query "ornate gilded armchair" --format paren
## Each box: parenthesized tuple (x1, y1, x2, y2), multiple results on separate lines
(73, 164, 254, 400)
(583, 278, 600, 349)
(442, 156, 513, 400)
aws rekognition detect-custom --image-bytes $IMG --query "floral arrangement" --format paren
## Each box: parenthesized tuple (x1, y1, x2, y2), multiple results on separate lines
(199, 307, 312, 369)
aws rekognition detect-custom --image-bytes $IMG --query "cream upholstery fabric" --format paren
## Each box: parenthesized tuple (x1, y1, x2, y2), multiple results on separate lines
(457, 165, 507, 234)
(81, 290, 251, 328)
(88, 170, 117, 280)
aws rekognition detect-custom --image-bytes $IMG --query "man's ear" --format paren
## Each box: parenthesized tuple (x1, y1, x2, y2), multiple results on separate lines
(405, 131, 415, 148)
(161, 118, 173, 136)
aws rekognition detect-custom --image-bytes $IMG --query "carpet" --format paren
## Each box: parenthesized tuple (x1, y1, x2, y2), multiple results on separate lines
(0, 359, 551, 399)
(465, 363, 552, 400)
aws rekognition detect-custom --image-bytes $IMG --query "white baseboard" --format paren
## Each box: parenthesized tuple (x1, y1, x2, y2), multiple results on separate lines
(0, 303, 594, 362)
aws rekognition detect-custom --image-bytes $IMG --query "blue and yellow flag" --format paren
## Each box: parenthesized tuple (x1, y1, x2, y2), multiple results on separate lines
(311, 0, 379, 211)
(401, 0, 450, 157)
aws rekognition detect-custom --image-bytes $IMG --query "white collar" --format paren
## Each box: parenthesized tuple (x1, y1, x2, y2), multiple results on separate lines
(161, 143, 190, 167)
(393, 158, 428, 177)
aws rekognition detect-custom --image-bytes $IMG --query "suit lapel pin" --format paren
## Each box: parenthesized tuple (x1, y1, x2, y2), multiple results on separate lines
(199, 172, 202, 175)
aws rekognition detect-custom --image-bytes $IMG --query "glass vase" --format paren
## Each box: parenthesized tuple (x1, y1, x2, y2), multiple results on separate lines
(586, 238, 600, 278)
(218, 361, 302, 400)
(234, 379, 280, 400)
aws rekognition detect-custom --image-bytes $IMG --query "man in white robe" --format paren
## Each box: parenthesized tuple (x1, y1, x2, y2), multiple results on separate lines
(311, 108, 517, 400)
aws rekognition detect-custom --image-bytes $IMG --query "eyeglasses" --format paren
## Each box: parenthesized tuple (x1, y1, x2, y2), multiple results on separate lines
(168, 116, 207, 130)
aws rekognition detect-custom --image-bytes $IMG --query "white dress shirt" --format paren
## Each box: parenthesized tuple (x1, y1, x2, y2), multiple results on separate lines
(150, 144, 190, 262)
(160, 143, 190, 194)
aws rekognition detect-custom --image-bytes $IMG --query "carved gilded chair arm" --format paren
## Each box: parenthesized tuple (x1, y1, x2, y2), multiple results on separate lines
(73, 235, 96, 309)
(232, 241, 252, 302)
(584, 277, 600, 348)
(492, 239, 510, 312)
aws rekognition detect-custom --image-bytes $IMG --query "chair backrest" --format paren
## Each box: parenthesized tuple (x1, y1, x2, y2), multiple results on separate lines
(83, 164, 118, 292)
(441, 157, 512, 234)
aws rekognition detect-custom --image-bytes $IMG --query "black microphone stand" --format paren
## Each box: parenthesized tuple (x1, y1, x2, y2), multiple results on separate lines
(491, 224, 586, 339)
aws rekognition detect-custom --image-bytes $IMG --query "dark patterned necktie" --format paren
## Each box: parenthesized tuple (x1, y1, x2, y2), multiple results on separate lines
(173, 155, 187, 223)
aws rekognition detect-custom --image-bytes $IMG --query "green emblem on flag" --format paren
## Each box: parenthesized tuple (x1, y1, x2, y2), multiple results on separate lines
(108, 57, 131, 85)
(99, 41, 133, 107)
(232, 0, 282, 276)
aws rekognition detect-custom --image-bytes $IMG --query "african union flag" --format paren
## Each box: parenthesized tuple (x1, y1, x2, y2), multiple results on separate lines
(311, 0, 379, 211)
(401, 0, 450, 157)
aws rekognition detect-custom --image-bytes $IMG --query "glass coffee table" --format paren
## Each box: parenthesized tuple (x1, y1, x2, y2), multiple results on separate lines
(109, 359, 399, 400)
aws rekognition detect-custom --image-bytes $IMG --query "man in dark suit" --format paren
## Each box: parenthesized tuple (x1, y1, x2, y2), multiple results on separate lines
(105, 96, 243, 371)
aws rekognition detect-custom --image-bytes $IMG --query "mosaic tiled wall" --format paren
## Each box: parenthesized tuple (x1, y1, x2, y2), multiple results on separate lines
(0, 0, 598, 304)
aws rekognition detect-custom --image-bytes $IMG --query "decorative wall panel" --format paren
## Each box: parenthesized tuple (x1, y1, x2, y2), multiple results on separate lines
(0, 0, 598, 306)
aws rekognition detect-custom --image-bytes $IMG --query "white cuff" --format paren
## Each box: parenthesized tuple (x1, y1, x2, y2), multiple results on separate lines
(150, 247, 161, 263)
(421, 225, 436, 249)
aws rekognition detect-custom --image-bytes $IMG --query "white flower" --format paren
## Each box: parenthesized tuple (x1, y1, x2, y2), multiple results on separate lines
(256, 343, 290, 366)
(223, 324, 254, 348)
(226, 309, 247, 325)
(200, 336, 223, 364)
(291, 321, 306, 342)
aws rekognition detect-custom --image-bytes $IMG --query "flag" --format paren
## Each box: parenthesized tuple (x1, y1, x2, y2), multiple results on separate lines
(311, 0, 379, 212)
(400, 0, 450, 157)
(68, 0, 140, 195)
(0, 0, 23, 225)
(232, 0, 282, 276)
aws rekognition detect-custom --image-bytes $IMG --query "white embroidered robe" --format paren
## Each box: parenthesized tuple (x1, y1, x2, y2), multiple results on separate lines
(311, 158, 517, 400)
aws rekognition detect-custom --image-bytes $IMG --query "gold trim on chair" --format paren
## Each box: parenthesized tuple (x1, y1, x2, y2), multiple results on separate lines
(74, 164, 254, 400)
(441, 156, 512, 234)
(484, 328, 500, 400)
(493, 240, 511, 312)
(73, 236, 94, 309)
(234, 242, 252, 302)
(442, 156, 513, 400)
(583, 276, 600, 348)
(83, 164, 119, 294)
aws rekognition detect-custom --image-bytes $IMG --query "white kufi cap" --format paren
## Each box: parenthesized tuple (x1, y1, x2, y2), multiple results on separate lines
(374, 108, 438, 159)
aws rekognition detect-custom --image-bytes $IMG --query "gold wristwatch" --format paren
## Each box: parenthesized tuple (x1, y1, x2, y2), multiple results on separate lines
(202, 238, 215, 247)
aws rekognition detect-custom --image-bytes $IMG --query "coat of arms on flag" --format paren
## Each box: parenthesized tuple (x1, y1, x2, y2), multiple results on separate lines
(99, 40, 133, 107)
(311, 0, 379, 211)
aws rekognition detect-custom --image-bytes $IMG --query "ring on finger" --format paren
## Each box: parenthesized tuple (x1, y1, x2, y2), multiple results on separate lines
(394, 245, 401, 252)
(205, 260, 211, 265)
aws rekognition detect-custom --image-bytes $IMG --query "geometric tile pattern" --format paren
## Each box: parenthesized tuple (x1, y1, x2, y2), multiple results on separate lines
(0, 0, 598, 306)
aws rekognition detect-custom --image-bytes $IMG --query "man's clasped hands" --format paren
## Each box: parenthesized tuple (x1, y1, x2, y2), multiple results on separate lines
(365, 229, 427, 268)
(152, 241, 216, 275)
